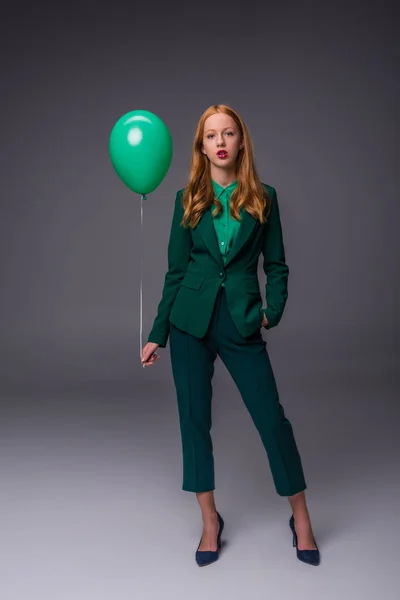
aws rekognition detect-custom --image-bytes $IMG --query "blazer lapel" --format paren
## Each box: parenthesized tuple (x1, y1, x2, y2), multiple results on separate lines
(224, 208, 259, 267)
(195, 207, 225, 269)
(195, 205, 259, 269)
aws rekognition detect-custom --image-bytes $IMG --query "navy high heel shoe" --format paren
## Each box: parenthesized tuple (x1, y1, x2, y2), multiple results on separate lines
(289, 514, 320, 566)
(195, 512, 224, 567)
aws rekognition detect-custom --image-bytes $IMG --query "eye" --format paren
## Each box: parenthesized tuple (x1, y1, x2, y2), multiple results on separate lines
(207, 134, 214, 139)
(226, 131, 234, 136)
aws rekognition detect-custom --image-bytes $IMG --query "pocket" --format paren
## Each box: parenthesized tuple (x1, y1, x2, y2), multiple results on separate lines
(180, 271, 205, 290)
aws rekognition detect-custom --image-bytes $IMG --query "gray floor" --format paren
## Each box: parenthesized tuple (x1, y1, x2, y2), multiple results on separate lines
(1, 332, 399, 600)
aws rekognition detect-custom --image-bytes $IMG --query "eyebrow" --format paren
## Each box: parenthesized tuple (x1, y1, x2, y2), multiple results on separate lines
(205, 127, 234, 133)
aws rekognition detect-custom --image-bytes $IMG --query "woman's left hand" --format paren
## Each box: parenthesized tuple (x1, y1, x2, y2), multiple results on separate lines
(261, 313, 268, 328)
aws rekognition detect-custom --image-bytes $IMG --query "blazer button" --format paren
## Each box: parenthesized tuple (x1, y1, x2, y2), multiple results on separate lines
(219, 272, 224, 277)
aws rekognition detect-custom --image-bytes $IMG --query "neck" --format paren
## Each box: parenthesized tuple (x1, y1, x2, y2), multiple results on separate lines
(210, 164, 237, 188)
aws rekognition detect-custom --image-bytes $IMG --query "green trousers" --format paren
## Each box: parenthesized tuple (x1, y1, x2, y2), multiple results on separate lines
(169, 287, 307, 496)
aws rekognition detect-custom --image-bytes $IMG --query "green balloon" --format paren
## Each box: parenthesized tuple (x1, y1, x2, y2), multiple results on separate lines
(109, 110, 173, 195)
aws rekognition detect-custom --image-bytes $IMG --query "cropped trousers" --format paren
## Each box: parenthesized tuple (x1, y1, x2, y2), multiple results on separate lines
(169, 286, 307, 497)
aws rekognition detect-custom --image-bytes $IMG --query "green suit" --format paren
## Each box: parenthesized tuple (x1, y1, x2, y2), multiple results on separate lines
(148, 182, 306, 496)
(147, 182, 288, 347)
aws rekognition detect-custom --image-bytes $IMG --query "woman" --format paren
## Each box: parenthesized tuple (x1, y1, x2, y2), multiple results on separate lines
(141, 104, 320, 567)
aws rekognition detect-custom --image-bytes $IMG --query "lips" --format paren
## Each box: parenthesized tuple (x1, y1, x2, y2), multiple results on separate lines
(217, 151, 228, 158)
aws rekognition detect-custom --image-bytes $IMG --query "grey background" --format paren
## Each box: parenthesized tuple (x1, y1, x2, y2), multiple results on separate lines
(0, 1, 398, 599)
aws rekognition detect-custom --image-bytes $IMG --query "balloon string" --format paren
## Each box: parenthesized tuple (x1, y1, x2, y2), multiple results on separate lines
(140, 193, 147, 368)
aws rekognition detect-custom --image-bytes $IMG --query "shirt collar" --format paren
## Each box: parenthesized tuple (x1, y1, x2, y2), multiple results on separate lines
(211, 178, 238, 199)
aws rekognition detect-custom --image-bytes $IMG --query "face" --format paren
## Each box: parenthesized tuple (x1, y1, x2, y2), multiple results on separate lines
(201, 113, 244, 169)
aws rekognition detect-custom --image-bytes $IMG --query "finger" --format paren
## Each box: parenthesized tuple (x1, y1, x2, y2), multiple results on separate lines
(143, 356, 159, 367)
(142, 352, 159, 366)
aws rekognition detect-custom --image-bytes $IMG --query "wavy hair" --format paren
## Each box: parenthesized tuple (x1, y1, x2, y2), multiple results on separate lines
(180, 104, 272, 229)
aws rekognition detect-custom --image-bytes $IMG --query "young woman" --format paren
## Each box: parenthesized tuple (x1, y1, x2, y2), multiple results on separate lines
(141, 104, 320, 567)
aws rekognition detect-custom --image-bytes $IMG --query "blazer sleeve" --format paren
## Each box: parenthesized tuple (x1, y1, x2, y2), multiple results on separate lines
(261, 187, 289, 329)
(147, 190, 192, 347)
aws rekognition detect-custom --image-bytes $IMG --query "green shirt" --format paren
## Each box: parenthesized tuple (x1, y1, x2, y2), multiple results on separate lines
(211, 178, 242, 287)
(211, 178, 265, 321)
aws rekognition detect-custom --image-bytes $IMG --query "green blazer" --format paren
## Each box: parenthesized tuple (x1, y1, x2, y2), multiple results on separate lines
(147, 183, 289, 348)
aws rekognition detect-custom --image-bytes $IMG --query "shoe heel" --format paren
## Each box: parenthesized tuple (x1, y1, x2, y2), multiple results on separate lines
(195, 512, 224, 567)
(289, 513, 320, 566)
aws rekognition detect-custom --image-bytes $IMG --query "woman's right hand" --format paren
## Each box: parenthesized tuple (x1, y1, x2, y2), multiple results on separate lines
(141, 342, 161, 367)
